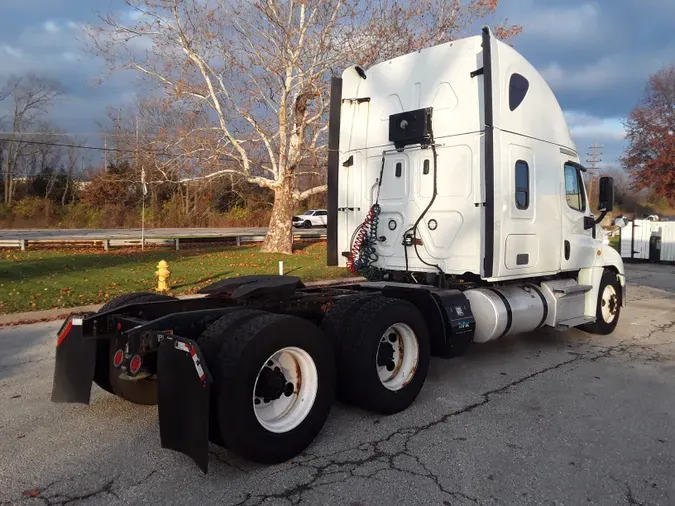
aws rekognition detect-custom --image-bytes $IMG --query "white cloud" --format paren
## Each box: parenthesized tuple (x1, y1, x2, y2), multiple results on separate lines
(43, 20, 60, 33)
(565, 110, 626, 141)
(125, 9, 144, 21)
(521, 3, 601, 41)
(2, 44, 23, 58)
(539, 41, 675, 95)
(563, 110, 628, 167)
(540, 57, 622, 92)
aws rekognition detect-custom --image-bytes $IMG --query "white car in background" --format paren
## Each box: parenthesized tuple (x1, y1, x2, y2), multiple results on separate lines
(292, 209, 328, 228)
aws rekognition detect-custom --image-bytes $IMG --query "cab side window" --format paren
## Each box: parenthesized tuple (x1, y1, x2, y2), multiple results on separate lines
(564, 164, 585, 212)
(515, 160, 529, 210)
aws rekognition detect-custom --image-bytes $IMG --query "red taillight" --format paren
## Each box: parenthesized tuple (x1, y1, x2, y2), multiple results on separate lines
(113, 349, 124, 368)
(129, 355, 142, 375)
(56, 321, 73, 347)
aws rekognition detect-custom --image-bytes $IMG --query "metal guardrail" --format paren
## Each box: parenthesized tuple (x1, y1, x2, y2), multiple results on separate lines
(0, 231, 327, 251)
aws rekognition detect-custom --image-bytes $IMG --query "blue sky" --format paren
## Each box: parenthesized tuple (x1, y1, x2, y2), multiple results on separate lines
(0, 0, 674, 170)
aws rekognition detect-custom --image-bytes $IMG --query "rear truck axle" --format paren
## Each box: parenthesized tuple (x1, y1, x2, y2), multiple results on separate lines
(50, 275, 476, 471)
(50, 272, 621, 472)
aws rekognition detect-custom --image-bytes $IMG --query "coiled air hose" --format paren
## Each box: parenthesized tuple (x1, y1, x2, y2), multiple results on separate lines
(346, 154, 385, 276)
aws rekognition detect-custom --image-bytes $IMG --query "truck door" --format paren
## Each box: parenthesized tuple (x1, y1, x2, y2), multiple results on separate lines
(561, 161, 597, 271)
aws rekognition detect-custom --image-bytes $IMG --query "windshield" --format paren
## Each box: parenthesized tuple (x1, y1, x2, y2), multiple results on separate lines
(302, 211, 315, 215)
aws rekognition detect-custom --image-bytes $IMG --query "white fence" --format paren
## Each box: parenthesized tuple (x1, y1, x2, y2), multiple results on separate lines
(620, 219, 675, 262)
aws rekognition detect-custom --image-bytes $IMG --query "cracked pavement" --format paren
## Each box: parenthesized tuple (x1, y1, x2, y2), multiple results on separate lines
(1, 263, 674, 505)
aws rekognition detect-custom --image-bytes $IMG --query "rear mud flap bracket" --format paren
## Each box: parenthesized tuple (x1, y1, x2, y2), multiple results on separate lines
(157, 334, 212, 473)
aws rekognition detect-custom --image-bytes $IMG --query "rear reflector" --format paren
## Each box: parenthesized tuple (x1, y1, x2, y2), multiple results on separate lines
(56, 321, 73, 347)
(129, 355, 142, 375)
(113, 349, 124, 368)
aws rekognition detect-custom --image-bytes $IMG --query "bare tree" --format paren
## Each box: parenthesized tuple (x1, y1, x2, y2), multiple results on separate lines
(61, 142, 85, 206)
(0, 74, 63, 206)
(88, 0, 519, 253)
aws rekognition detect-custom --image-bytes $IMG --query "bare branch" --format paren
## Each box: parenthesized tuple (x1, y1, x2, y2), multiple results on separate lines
(294, 184, 327, 201)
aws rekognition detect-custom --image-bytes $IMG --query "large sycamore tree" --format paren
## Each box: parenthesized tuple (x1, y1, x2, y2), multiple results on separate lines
(622, 65, 675, 204)
(89, 0, 519, 253)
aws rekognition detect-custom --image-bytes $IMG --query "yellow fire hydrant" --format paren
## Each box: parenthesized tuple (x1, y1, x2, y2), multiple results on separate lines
(155, 260, 171, 292)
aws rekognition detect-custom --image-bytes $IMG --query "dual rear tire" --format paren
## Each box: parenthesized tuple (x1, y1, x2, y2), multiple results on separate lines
(95, 292, 432, 464)
(198, 311, 335, 464)
(198, 296, 431, 464)
(321, 295, 431, 414)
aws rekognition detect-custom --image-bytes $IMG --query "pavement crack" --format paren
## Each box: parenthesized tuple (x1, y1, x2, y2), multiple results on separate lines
(127, 469, 159, 488)
(233, 356, 585, 505)
(623, 482, 645, 506)
(59, 479, 119, 506)
(15, 475, 121, 506)
(209, 449, 252, 474)
(610, 475, 646, 506)
(587, 319, 675, 363)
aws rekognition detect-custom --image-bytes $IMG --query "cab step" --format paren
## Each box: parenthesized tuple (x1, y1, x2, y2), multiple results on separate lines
(552, 284, 593, 296)
(557, 315, 595, 328)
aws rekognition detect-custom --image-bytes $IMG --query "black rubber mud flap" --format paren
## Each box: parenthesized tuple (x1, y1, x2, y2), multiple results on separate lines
(157, 334, 211, 473)
(51, 314, 97, 404)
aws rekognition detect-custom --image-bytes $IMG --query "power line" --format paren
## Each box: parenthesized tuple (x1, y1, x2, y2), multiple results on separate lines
(0, 137, 328, 167)
(0, 131, 129, 137)
(0, 137, 157, 154)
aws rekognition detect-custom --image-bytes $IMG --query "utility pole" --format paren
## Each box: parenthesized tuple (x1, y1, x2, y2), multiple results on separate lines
(103, 138, 107, 172)
(137, 115, 145, 251)
(586, 141, 603, 209)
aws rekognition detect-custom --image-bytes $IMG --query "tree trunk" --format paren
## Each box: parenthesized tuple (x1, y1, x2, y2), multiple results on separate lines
(3, 153, 11, 207)
(61, 177, 70, 207)
(261, 177, 294, 254)
(3, 163, 8, 207)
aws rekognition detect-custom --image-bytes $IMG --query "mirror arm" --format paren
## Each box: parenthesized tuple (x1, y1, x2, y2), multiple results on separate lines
(594, 210, 608, 226)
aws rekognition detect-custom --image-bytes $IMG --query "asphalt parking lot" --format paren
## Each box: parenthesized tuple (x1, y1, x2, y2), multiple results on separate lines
(0, 263, 674, 505)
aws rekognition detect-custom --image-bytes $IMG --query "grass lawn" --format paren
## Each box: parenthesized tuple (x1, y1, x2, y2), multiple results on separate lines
(609, 234, 620, 252)
(0, 242, 352, 314)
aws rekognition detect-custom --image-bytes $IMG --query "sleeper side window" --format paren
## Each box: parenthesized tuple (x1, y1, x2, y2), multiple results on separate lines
(509, 73, 529, 111)
(564, 164, 586, 212)
(515, 160, 529, 210)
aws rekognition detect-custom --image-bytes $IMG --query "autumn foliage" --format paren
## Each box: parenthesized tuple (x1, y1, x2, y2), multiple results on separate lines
(622, 65, 675, 204)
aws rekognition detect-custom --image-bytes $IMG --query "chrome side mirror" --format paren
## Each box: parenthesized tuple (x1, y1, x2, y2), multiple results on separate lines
(614, 216, 628, 228)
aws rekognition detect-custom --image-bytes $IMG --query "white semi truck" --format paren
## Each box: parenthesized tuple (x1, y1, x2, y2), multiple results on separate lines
(51, 27, 625, 472)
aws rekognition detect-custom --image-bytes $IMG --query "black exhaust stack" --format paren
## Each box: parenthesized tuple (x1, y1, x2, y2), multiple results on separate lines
(326, 76, 342, 266)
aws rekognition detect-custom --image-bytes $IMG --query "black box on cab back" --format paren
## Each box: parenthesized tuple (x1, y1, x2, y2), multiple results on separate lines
(388, 108, 433, 150)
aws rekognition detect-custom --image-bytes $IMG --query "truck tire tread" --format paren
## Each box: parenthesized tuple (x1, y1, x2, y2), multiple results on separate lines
(212, 312, 335, 464)
(321, 294, 374, 348)
(580, 269, 622, 335)
(336, 296, 431, 414)
(197, 309, 267, 446)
